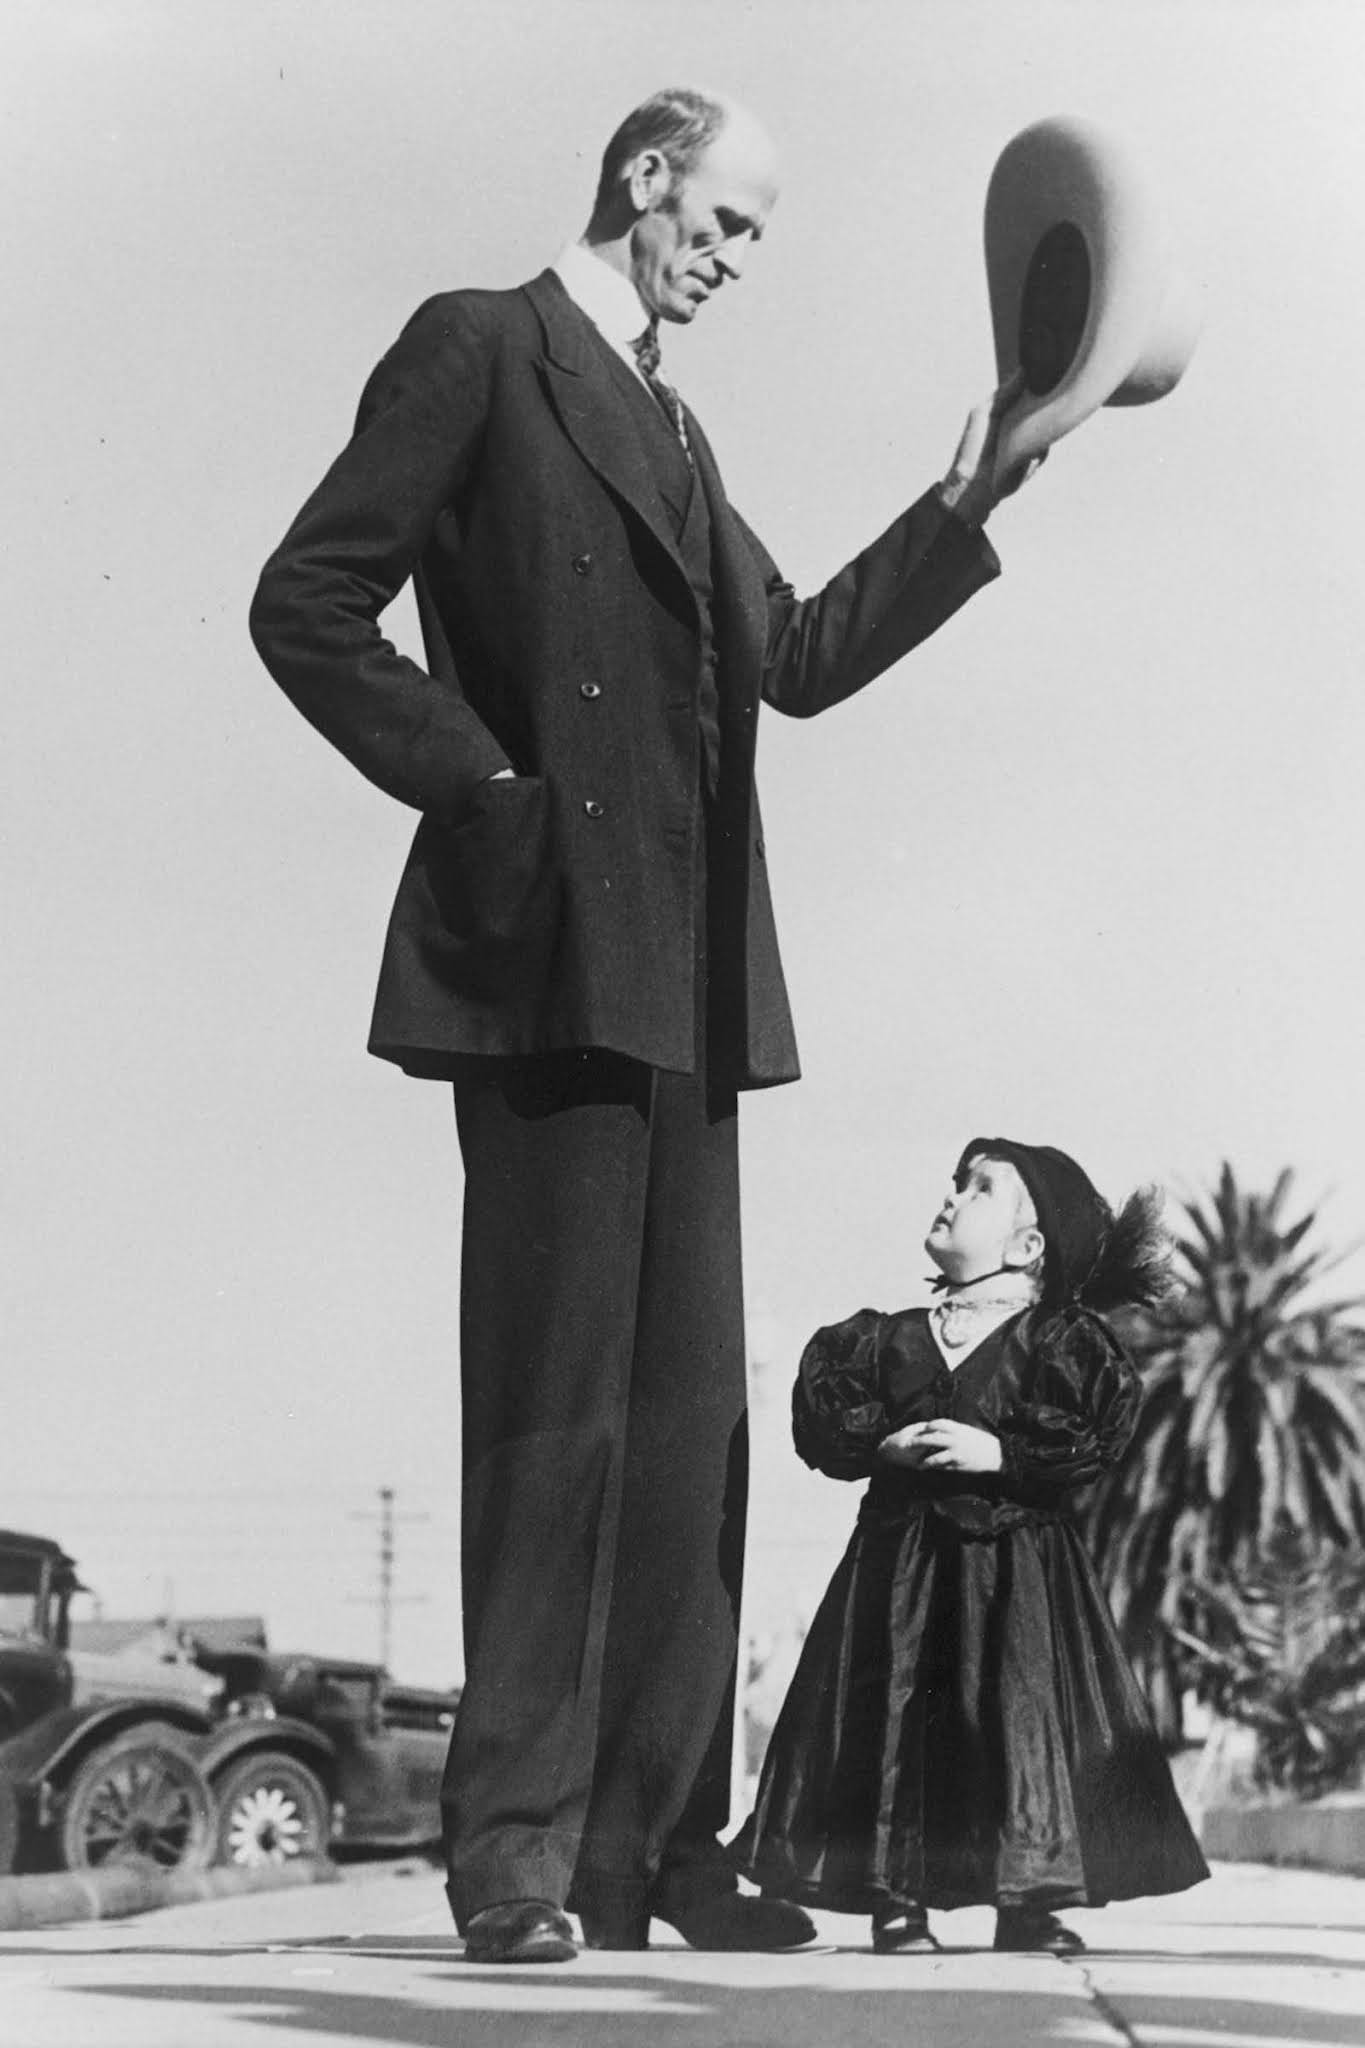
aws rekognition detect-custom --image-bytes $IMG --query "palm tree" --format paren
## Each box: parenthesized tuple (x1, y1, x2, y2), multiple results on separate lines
(1170, 1521, 1365, 1796)
(1085, 1164, 1365, 1734)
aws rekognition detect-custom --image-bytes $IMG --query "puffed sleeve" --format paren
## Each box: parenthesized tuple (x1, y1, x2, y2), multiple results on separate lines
(995, 1313, 1142, 1503)
(791, 1310, 889, 1480)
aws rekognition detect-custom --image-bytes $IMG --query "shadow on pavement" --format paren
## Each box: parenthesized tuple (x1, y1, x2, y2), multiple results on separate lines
(47, 1976, 1090, 2048)
(1109, 1991, 1365, 2048)
(7, 1936, 1363, 1967)
(56, 1962, 1365, 2048)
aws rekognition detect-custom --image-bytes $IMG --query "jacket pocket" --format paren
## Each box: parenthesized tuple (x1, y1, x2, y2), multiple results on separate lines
(418, 776, 561, 1001)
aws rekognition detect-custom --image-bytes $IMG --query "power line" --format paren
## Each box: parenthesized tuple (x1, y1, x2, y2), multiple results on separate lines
(347, 1486, 428, 1670)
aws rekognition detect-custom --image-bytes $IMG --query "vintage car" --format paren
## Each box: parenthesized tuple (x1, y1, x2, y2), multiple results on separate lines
(0, 1528, 217, 1873)
(0, 1526, 461, 1874)
(192, 1647, 459, 1866)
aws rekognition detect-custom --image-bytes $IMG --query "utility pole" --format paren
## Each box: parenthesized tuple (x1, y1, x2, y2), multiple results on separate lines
(349, 1487, 427, 1672)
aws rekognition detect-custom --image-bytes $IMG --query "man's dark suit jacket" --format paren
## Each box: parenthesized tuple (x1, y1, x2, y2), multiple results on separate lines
(249, 269, 1001, 1087)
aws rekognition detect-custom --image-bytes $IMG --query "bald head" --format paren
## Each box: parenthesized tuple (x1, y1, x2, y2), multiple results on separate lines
(591, 89, 775, 219)
(585, 88, 779, 325)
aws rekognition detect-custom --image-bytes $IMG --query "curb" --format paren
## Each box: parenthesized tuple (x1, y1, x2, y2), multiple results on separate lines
(1202, 1796, 1365, 1879)
(0, 1857, 340, 1932)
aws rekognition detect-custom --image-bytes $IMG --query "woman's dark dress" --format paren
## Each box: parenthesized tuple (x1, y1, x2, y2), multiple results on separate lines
(732, 1307, 1208, 1913)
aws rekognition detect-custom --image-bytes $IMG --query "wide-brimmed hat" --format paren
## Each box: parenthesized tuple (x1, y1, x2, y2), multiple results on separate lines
(984, 115, 1199, 487)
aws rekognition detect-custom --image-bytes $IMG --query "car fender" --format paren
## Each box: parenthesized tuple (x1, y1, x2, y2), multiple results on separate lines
(198, 1716, 338, 1790)
(0, 1698, 214, 1796)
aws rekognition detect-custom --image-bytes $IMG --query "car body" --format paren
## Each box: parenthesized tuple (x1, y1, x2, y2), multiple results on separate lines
(0, 1529, 217, 1873)
(193, 1647, 459, 1865)
(68, 1646, 223, 1715)
(0, 1526, 462, 1873)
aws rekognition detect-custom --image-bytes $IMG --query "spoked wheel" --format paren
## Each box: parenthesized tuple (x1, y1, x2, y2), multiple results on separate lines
(58, 1725, 215, 1872)
(213, 1752, 331, 1867)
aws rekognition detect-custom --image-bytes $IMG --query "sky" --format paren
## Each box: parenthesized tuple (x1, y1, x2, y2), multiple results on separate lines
(3, 0, 1364, 1685)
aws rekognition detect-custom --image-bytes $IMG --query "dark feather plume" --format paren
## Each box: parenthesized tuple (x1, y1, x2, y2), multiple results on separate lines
(1075, 1185, 1174, 1313)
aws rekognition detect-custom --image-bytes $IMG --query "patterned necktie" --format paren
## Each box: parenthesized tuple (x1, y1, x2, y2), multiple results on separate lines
(632, 323, 692, 463)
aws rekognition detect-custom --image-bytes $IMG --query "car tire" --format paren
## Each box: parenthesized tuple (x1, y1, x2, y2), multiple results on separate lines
(213, 1752, 331, 1867)
(0, 1775, 18, 1875)
(58, 1723, 215, 1873)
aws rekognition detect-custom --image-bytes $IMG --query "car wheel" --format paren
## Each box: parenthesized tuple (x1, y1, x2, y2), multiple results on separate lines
(213, 1752, 331, 1867)
(58, 1724, 215, 1873)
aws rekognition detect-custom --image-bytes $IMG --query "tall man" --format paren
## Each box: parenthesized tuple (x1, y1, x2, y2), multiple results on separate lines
(250, 88, 1032, 1964)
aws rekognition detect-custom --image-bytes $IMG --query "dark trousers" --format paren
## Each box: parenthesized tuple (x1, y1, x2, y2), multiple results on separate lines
(441, 821, 747, 1928)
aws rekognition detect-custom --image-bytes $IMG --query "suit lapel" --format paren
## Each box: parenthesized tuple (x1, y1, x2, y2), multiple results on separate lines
(524, 270, 769, 746)
(524, 271, 690, 596)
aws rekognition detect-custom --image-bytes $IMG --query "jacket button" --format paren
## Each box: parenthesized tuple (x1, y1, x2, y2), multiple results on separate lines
(579, 681, 602, 700)
(572, 552, 593, 576)
(755, 838, 766, 860)
(584, 799, 605, 818)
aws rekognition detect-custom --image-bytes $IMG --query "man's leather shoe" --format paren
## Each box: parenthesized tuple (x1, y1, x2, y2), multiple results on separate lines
(993, 1907, 1085, 1954)
(578, 1902, 651, 1951)
(463, 1900, 578, 1964)
(657, 1892, 818, 1952)
(871, 1902, 940, 1954)
(579, 1890, 817, 1952)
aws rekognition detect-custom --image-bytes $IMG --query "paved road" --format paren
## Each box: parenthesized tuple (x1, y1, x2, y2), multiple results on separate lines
(1, 1859, 1361, 2047)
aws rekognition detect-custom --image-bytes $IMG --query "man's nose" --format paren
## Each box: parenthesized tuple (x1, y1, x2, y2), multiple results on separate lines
(714, 236, 750, 282)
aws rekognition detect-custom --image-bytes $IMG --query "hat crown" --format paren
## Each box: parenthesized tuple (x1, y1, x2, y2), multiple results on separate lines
(984, 114, 1199, 483)
(956, 1138, 1110, 1307)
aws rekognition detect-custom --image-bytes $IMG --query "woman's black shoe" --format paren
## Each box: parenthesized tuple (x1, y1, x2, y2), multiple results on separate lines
(871, 1901, 940, 1954)
(993, 1907, 1085, 1954)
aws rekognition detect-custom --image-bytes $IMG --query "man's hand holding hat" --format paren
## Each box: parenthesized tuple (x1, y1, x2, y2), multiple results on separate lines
(938, 369, 1043, 528)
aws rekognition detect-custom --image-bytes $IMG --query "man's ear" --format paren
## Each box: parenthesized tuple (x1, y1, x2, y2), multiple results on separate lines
(626, 148, 672, 213)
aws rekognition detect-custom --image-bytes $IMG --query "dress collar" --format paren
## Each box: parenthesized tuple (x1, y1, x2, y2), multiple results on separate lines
(928, 1272, 1038, 1367)
(936, 1270, 1038, 1313)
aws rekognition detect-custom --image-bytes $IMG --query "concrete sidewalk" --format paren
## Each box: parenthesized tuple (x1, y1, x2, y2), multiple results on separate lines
(1, 1859, 1361, 2047)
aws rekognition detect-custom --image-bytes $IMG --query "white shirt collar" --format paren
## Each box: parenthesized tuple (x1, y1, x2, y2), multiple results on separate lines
(551, 242, 653, 366)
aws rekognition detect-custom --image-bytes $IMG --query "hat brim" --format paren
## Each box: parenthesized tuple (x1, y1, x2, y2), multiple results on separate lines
(985, 116, 1198, 483)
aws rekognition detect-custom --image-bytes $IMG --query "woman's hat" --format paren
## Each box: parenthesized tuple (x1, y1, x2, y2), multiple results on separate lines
(984, 115, 1199, 487)
(956, 1137, 1173, 1316)
(956, 1138, 1111, 1308)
